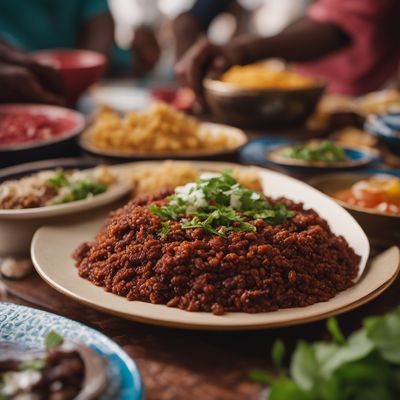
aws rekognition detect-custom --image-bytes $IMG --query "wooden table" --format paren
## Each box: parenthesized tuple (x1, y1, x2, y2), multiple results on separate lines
(1, 125, 399, 400)
(2, 260, 399, 400)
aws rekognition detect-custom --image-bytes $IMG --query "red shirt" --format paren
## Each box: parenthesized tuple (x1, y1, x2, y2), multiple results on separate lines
(297, 0, 400, 95)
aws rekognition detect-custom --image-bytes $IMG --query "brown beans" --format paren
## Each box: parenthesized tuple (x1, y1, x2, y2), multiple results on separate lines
(74, 192, 360, 315)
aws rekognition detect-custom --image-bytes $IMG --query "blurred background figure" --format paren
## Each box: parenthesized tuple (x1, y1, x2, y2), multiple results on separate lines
(175, 0, 400, 100)
(0, 0, 114, 104)
(173, 0, 310, 59)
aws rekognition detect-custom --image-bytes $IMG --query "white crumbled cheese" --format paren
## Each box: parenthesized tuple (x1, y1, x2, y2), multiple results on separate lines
(174, 182, 197, 201)
(251, 192, 261, 200)
(199, 172, 219, 181)
(376, 202, 388, 212)
(173, 182, 208, 212)
(351, 181, 370, 199)
(1, 370, 42, 396)
(230, 193, 242, 210)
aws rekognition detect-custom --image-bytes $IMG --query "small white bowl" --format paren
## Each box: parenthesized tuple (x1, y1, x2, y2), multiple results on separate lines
(0, 159, 131, 257)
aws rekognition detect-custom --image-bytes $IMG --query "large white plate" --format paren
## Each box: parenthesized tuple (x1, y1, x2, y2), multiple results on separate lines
(31, 162, 379, 330)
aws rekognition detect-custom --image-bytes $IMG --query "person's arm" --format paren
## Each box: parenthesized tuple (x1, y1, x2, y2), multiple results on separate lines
(0, 41, 64, 105)
(78, 12, 114, 56)
(77, 0, 114, 56)
(234, 18, 350, 64)
(173, 0, 235, 59)
(175, 16, 350, 101)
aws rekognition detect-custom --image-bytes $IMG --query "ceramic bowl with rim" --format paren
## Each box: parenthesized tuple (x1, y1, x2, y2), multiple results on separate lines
(0, 104, 85, 167)
(308, 169, 400, 247)
(265, 142, 380, 172)
(365, 112, 400, 155)
(34, 49, 107, 104)
(240, 138, 379, 173)
(0, 302, 143, 399)
(0, 159, 131, 257)
(204, 78, 325, 129)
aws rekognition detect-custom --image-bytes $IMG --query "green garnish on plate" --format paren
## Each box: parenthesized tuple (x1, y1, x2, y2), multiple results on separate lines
(150, 170, 294, 238)
(287, 141, 347, 163)
(47, 171, 107, 205)
(250, 307, 400, 399)
(45, 330, 64, 349)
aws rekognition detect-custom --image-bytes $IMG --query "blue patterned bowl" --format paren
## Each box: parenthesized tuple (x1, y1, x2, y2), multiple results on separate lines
(0, 303, 143, 400)
(240, 138, 379, 173)
(365, 112, 400, 155)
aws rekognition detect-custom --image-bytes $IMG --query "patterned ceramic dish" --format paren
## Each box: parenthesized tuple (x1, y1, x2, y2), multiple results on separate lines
(0, 302, 143, 399)
(0, 158, 131, 257)
(240, 138, 379, 173)
(365, 112, 400, 155)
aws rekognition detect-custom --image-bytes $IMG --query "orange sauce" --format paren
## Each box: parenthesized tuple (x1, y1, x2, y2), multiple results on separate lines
(333, 176, 400, 215)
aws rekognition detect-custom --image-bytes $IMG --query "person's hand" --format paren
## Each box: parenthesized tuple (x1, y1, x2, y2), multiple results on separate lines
(131, 26, 161, 76)
(0, 63, 65, 104)
(175, 35, 256, 104)
(0, 41, 64, 104)
(173, 12, 203, 60)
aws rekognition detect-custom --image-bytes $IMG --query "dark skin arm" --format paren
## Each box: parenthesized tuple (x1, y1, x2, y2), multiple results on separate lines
(0, 41, 64, 104)
(131, 25, 161, 76)
(0, 12, 114, 105)
(78, 12, 114, 56)
(175, 17, 350, 102)
(173, 12, 204, 60)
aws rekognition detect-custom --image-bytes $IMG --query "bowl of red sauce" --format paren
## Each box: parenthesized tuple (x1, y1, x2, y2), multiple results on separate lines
(34, 49, 107, 104)
(309, 170, 400, 247)
(0, 104, 85, 166)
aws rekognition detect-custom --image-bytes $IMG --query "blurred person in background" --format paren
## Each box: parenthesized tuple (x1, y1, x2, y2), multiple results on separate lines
(175, 0, 400, 101)
(0, 0, 114, 104)
(108, 0, 162, 77)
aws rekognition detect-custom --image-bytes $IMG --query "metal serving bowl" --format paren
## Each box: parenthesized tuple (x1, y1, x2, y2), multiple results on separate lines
(204, 78, 325, 129)
(308, 171, 400, 247)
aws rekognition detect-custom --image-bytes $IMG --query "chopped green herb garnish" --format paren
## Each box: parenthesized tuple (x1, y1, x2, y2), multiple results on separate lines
(19, 359, 46, 371)
(149, 170, 294, 237)
(47, 171, 68, 187)
(45, 331, 64, 349)
(287, 141, 347, 163)
(158, 221, 171, 238)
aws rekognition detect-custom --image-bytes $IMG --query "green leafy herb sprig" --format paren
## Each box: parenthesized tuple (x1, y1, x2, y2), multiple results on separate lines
(287, 141, 347, 163)
(149, 170, 294, 238)
(250, 307, 400, 400)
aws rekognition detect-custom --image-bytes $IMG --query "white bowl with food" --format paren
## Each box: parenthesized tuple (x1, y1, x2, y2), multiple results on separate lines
(0, 159, 131, 257)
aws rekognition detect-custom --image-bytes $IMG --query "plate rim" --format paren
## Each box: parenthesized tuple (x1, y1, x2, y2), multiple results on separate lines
(0, 165, 131, 220)
(30, 247, 399, 330)
(241, 138, 378, 170)
(0, 104, 86, 152)
(0, 302, 143, 399)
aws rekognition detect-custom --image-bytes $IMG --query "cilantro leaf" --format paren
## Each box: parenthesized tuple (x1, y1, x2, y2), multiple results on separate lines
(158, 221, 171, 238)
(148, 170, 294, 237)
(45, 331, 64, 349)
(19, 358, 46, 371)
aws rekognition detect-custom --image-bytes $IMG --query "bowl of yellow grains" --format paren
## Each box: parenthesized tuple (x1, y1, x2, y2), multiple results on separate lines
(79, 102, 247, 159)
(204, 63, 325, 129)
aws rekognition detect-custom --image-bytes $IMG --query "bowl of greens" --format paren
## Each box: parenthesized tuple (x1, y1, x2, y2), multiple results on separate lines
(265, 140, 379, 172)
(0, 158, 131, 257)
(251, 303, 400, 400)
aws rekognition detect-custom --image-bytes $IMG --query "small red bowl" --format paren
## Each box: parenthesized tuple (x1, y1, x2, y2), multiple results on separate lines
(34, 49, 107, 105)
